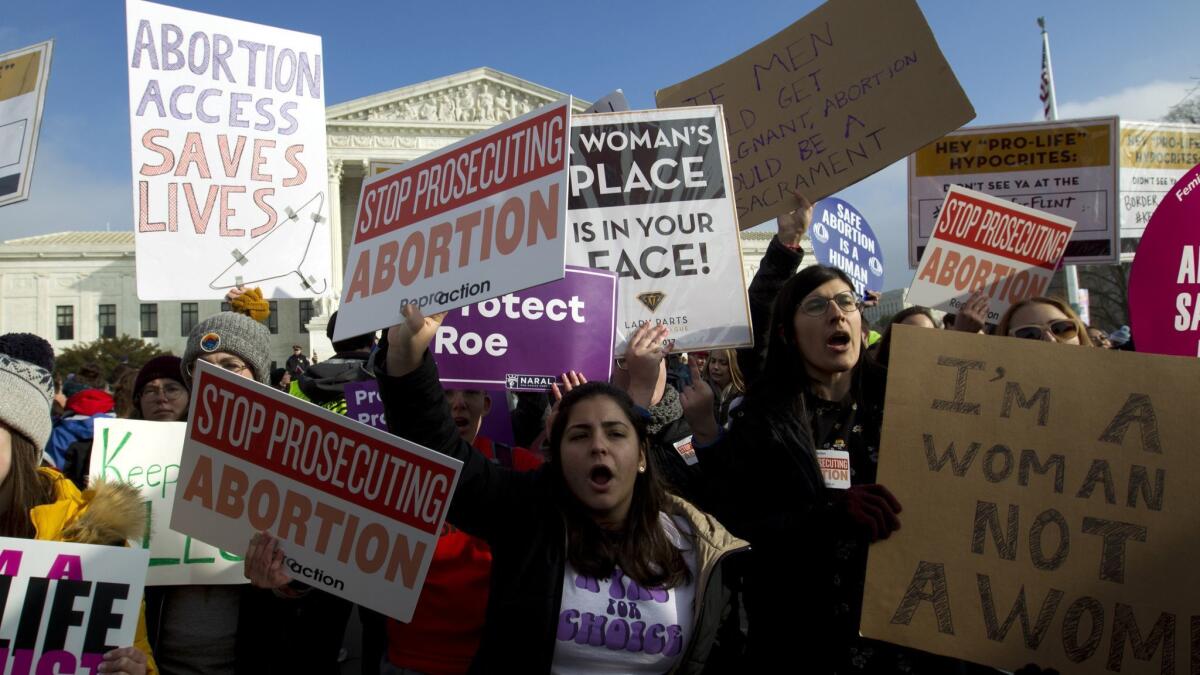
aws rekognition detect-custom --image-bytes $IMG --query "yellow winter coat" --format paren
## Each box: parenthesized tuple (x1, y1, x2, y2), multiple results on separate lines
(29, 467, 158, 674)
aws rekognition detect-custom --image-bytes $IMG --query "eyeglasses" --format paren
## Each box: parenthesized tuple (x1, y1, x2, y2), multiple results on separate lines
(1011, 320, 1078, 342)
(141, 384, 187, 400)
(799, 291, 861, 317)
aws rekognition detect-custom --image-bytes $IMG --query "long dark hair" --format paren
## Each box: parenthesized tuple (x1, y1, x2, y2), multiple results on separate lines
(548, 382, 691, 589)
(873, 306, 940, 367)
(748, 265, 866, 412)
(0, 433, 57, 538)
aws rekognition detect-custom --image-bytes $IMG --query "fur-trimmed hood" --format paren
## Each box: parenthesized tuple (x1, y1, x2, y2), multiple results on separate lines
(31, 467, 146, 545)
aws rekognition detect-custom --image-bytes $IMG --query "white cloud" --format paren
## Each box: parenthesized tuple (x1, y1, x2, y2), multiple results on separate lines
(1042, 80, 1196, 122)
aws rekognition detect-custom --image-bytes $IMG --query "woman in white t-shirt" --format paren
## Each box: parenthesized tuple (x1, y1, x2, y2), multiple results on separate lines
(246, 305, 749, 673)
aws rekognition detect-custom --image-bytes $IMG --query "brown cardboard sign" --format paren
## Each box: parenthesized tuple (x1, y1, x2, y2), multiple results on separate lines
(655, 0, 974, 229)
(861, 326, 1200, 674)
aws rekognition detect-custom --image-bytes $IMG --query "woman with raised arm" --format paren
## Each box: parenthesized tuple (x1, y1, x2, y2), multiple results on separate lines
(677, 263, 969, 673)
(246, 306, 748, 673)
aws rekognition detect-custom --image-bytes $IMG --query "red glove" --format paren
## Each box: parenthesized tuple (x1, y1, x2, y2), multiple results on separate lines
(834, 484, 902, 542)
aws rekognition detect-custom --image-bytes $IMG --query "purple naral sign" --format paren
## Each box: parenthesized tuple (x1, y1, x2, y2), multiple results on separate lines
(344, 380, 514, 445)
(1129, 163, 1200, 357)
(434, 266, 618, 391)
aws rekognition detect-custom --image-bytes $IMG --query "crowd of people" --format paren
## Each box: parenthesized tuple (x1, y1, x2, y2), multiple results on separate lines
(0, 192, 1116, 673)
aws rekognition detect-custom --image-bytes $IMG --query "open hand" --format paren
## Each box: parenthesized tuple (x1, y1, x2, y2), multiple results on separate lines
(776, 191, 813, 246)
(679, 362, 719, 445)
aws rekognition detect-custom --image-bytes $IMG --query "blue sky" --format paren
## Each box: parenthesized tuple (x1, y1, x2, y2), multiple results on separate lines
(1, 0, 1197, 290)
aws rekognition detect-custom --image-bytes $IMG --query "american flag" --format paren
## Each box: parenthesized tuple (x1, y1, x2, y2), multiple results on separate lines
(1038, 17, 1057, 120)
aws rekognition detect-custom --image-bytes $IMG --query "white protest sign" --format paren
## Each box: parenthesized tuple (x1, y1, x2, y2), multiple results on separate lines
(567, 107, 751, 352)
(907, 185, 1076, 321)
(170, 361, 462, 622)
(0, 40, 53, 208)
(126, 0, 331, 300)
(334, 100, 571, 341)
(908, 117, 1118, 266)
(0, 537, 150, 672)
(90, 419, 243, 586)
(1118, 120, 1200, 244)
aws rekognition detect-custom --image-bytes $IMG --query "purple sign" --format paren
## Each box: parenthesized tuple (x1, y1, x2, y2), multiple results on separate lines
(345, 380, 514, 445)
(1129, 163, 1200, 357)
(434, 266, 618, 391)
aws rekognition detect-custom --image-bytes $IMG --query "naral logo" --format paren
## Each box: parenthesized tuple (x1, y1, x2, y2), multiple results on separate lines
(284, 556, 345, 591)
(505, 374, 556, 390)
(637, 291, 666, 312)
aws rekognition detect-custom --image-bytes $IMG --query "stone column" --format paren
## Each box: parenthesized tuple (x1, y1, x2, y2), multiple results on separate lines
(327, 158, 344, 299)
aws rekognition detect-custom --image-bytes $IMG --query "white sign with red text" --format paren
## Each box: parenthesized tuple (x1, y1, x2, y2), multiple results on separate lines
(334, 100, 572, 341)
(907, 185, 1076, 322)
(170, 361, 461, 622)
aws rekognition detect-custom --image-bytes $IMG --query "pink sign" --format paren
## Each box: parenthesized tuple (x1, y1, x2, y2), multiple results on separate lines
(1129, 163, 1200, 357)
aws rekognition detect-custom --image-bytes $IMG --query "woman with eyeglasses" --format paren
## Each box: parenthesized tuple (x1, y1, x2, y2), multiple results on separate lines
(676, 264, 966, 673)
(996, 297, 1093, 346)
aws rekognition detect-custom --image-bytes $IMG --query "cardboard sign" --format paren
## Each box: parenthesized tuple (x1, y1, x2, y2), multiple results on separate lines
(126, 0, 331, 300)
(907, 186, 1076, 322)
(810, 198, 884, 295)
(90, 419, 244, 586)
(1128, 163, 1200, 357)
(909, 117, 1118, 266)
(655, 0, 974, 228)
(1118, 121, 1200, 243)
(335, 99, 572, 341)
(861, 326, 1200, 674)
(435, 266, 616, 390)
(344, 380, 515, 446)
(0, 40, 53, 208)
(170, 361, 462, 622)
(0, 537, 150, 672)
(567, 107, 751, 352)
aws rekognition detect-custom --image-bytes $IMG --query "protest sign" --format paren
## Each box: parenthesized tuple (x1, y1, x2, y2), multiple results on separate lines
(907, 186, 1075, 322)
(1118, 121, 1200, 243)
(0, 40, 52, 208)
(335, 99, 572, 341)
(909, 117, 1118, 266)
(1128, 162, 1200, 357)
(861, 325, 1200, 674)
(171, 361, 461, 622)
(567, 106, 750, 352)
(345, 380, 515, 446)
(809, 198, 884, 295)
(655, 0, 974, 228)
(126, 0, 330, 300)
(90, 419, 243, 585)
(436, 266, 616, 390)
(583, 90, 630, 114)
(0, 537, 150, 672)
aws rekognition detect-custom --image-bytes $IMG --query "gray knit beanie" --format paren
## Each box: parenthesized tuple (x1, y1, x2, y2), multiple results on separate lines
(0, 333, 56, 449)
(182, 312, 271, 385)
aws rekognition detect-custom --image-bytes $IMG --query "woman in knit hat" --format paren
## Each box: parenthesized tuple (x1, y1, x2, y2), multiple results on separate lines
(131, 355, 189, 422)
(181, 311, 271, 386)
(0, 333, 156, 674)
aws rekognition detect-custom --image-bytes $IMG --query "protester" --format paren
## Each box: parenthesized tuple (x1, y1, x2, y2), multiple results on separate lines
(702, 349, 744, 427)
(996, 297, 1093, 346)
(290, 310, 375, 414)
(111, 366, 139, 419)
(247, 305, 749, 672)
(269, 366, 291, 392)
(871, 306, 941, 367)
(674, 193, 966, 672)
(45, 384, 114, 470)
(0, 333, 155, 674)
(382, 386, 542, 674)
(1087, 325, 1113, 348)
(285, 344, 310, 378)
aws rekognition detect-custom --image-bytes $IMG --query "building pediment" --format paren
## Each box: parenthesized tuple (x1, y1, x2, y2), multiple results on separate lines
(326, 67, 590, 129)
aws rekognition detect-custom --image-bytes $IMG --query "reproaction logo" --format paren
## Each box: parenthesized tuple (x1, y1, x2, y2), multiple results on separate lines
(505, 373, 557, 390)
(284, 556, 345, 591)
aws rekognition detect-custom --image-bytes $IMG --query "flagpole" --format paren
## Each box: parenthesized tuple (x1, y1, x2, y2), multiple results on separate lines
(1040, 17, 1080, 313)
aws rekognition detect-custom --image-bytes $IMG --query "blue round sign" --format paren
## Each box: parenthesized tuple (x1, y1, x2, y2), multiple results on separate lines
(809, 198, 885, 296)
